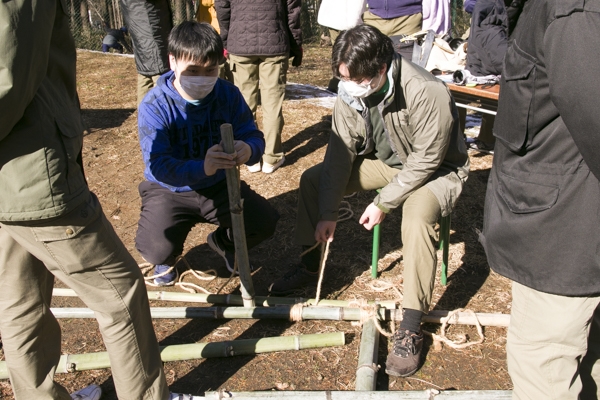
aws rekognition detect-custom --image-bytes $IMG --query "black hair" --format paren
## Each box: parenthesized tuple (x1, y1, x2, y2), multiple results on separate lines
(331, 25, 394, 80)
(168, 21, 223, 66)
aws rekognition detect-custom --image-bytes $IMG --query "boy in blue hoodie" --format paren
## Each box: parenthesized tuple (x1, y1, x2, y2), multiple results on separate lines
(136, 21, 279, 285)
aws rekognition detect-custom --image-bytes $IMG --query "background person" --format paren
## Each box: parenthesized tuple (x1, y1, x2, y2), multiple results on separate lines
(215, 0, 303, 174)
(363, 0, 423, 36)
(481, 0, 600, 398)
(269, 25, 469, 378)
(121, 0, 173, 105)
(102, 26, 131, 53)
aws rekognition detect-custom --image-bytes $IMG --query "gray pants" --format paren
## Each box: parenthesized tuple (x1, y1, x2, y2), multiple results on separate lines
(295, 157, 441, 312)
(0, 193, 169, 400)
(508, 282, 600, 400)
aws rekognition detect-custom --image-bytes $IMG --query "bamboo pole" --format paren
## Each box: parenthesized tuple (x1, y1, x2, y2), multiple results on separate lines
(49, 306, 387, 321)
(0, 332, 344, 380)
(219, 123, 255, 308)
(355, 319, 379, 390)
(48, 305, 510, 326)
(52, 288, 400, 309)
(204, 390, 513, 399)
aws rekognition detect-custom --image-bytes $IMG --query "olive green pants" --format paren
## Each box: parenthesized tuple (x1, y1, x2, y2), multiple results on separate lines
(363, 10, 423, 37)
(229, 54, 288, 165)
(295, 157, 441, 313)
(0, 193, 169, 400)
(508, 282, 600, 400)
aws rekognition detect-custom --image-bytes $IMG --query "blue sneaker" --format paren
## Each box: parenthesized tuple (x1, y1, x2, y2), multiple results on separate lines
(70, 384, 102, 400)
(153, 264, 177, 286)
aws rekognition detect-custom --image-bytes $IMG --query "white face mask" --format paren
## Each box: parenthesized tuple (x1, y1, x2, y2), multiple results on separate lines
(178, 74, 218, 100)
(339, 72, 384, 99)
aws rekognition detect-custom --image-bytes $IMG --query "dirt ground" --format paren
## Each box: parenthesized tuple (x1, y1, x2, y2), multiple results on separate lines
(0, 45, 511, 399)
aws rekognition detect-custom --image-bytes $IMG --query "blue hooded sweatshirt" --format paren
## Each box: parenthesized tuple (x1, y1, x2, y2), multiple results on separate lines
(138, 71, 264, 192)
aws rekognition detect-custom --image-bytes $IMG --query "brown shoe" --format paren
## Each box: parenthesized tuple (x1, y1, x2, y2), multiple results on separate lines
(385, 329, 424, 377)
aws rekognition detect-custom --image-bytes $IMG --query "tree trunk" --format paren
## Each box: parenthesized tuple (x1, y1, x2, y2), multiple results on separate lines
(80, 0, 91, 36)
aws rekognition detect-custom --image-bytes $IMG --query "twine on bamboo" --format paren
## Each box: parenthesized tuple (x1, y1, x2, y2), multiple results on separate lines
(348, 299, 394, 337)
(423, 308, 485, 349)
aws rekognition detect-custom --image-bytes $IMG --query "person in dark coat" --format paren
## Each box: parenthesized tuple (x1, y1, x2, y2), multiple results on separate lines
(481, 0, 600, 398)
(215, 0, 303, 174)
(120, 0, 173, 104)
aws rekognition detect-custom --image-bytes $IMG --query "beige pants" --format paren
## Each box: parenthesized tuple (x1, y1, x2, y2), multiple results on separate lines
(363, 10, 423, 36)
(508, 282, 600, 400)
(295, 157, 441, 312)
(137, 73, 161, 105)
(229, 54, 288, 165)
(0, 193, 169, 400)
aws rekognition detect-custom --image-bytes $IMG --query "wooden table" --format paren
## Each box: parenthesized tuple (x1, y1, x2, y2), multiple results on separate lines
(446, 82, 500, 144)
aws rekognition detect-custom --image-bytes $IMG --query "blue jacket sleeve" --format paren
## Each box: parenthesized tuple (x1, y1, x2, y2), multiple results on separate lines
(138, 101, 209, 188)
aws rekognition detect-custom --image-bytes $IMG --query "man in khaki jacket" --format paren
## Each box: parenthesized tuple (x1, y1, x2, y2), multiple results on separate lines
(270, 25, 469, 377)
(0, 2, 189, 399)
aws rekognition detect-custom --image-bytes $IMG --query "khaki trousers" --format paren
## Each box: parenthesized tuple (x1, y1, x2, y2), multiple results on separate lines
(229, 54, 288, 165)
(508, 282, 600, 400)
(295, 157, 441, 312)
(363, 10, 423, 36)
(137, 73, 161, 105)
(0, 193, 169, 400)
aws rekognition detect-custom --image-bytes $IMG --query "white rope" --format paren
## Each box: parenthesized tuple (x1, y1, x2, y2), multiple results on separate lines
(423, 308, 485, 349)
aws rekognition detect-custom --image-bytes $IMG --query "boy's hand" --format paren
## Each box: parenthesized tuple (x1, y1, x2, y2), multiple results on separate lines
(204, 143, 236, 176)
(232, 140, 252, 165)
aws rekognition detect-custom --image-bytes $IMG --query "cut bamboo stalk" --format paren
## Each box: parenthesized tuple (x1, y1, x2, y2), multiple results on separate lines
(48, 305, 510, 326)
(220, 123, 255, 308)
(51, 288, 401, 309)
(204, 390, 513, 399)
(355, 319, 380, 390)
(0, 332, 344, 380)
(49, 306, 386, 321)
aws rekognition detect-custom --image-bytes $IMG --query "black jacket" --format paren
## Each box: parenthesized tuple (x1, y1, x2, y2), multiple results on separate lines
(465, 0, 509, 76)
(215, 0, 302, 56)
(481, 0, 600, 296)
(120, 0, 172, 76)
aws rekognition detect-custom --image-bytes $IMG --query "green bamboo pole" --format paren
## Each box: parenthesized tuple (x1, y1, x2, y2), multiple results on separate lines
(52, 288, 399, 309)
(0, 332, 344, 380)
(355, 319, 379, 391)
(204, 390, 513, 399)
(220, 123, 255, 308)
(48, 305, 511, 326)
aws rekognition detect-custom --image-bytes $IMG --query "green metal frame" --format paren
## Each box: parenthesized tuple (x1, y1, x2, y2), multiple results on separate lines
(371, 212, 451, 285)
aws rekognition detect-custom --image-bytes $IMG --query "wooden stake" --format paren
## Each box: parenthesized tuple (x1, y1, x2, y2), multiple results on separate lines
(219, 123, 255, 307)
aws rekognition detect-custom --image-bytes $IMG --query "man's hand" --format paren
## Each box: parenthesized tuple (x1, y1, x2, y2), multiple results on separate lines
(233, 140, 252, 165)
(204, 143, 236, 176)
(315, 220, 337, 243)
(359, 203, 386, 231)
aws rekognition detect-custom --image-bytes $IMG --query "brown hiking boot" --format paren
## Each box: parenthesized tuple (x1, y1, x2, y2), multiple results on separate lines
(385, 329, 424, 377)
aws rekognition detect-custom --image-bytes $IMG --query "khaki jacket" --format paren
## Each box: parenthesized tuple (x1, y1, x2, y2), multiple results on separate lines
(319, 54, 469, 221)
(0, 0, 89, 221)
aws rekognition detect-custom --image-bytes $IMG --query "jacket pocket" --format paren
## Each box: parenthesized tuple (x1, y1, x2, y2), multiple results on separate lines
(494, 42, 536, 152)
(497, 170, 558, 214)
